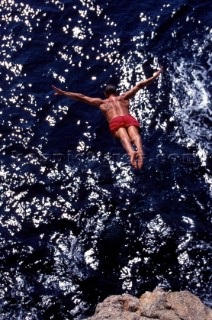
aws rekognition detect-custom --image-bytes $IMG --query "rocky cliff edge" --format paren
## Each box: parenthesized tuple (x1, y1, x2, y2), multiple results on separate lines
(86, 287, 212, 320)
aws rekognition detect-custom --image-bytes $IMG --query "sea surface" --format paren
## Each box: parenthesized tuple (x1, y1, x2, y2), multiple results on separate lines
(0, 0, 211, 319)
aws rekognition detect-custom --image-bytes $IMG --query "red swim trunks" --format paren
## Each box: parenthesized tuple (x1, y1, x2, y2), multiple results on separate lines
(109, 114, 140, 136)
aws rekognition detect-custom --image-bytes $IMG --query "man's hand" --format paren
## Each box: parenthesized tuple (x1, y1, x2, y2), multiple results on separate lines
(52, 85, 64, 95)
(153, 66, 163, 78)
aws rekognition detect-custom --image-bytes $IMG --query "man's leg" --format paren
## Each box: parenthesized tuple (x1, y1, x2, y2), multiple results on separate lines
(127, 126, 143, 169)
(114, 128, 138, 169)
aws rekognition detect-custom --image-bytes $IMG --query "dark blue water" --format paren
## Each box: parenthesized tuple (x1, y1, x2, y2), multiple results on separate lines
(0, 0, 211, 319)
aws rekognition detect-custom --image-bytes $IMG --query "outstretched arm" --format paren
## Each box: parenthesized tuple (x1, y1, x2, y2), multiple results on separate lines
(122, 67, 163, 100)
(52, 85, 103, 107)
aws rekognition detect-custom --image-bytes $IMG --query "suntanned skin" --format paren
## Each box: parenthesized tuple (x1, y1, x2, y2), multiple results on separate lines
(52, 67, 163, 169)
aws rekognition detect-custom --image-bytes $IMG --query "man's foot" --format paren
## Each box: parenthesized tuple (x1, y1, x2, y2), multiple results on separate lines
(130, 151, 143, 169)
(136, 151, 143, 169)
(130, 151, 137, 169)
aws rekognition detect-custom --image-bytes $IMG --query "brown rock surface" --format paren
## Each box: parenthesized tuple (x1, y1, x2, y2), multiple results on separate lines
(86, 288, 212, 320)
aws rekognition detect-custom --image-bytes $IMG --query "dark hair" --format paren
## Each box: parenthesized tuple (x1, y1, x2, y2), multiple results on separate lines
(104, 84, 117, 96)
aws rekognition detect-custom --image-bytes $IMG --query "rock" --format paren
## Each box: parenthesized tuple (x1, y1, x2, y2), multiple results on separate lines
(86, 288, 212, 320)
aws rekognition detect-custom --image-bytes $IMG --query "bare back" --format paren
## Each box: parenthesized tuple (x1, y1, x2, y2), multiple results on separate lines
(99, 95, 130, 123)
